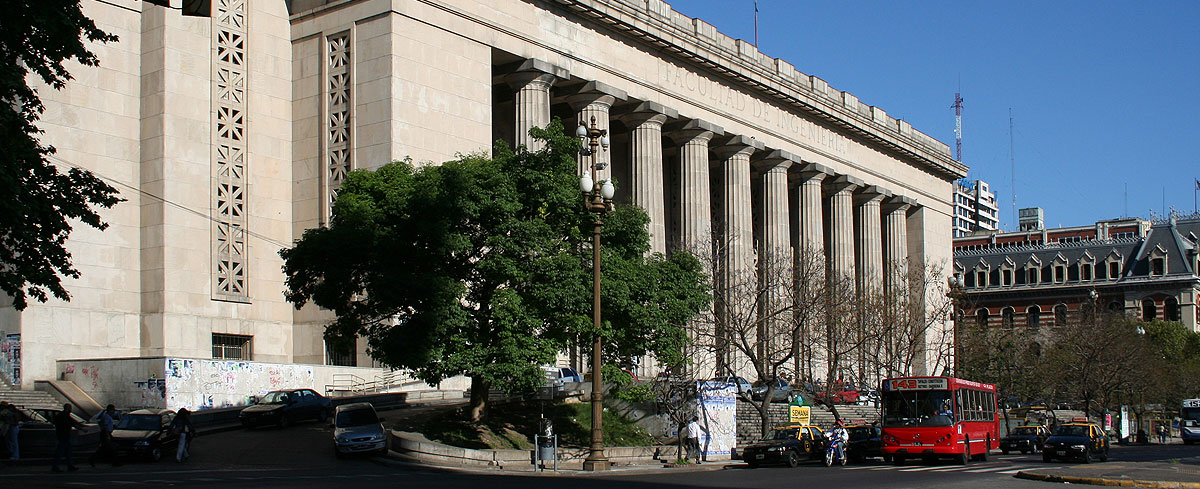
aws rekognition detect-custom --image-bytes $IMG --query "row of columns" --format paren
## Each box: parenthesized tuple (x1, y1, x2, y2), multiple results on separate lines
(505, 59, 921, 373)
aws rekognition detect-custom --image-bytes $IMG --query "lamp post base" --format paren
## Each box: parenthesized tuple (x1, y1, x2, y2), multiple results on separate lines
(582, 459, 611, 471)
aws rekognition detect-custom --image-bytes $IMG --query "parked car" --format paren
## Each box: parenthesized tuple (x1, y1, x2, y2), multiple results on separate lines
(845, 424, 883, 462)
(751, 378, 793, 402)
(239, 388, 331, 428)
(110, 408, 179, 462)
(541, 366, 583, 387)
(332, 402, 388, 458)
(741, 425, 827, 468)
(713, 376, 753, 398)
(1042, 420, 1109, 463)
(1001, 425, 1050, 454)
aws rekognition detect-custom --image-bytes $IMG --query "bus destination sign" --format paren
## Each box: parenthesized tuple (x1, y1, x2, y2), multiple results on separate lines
(885, 378, 949, 391)
(1184, 399, 1200, 408)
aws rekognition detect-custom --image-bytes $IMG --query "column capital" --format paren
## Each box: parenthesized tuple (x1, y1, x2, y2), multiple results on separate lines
(796, 162, 833, 183)
(616, 101, 678, 127)
(667, 118, 724, 144)
(753, 148, 798, 172)
(853, 184, 889, 205)
(713, 134, 763, 160)
(566, 80, 628, 110)
(503, 58, 569, 89)
(883, 195, 916, 214)
(825, 174, 863, 196)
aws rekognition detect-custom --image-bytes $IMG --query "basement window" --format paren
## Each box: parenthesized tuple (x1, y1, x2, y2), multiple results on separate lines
(212, 333, 252, 360)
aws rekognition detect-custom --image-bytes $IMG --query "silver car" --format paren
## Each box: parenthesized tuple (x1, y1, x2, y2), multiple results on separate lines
(333, 403, 388, 457)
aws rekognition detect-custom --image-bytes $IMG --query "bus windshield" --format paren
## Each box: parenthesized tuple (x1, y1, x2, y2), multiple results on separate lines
(1182, 406, 1200, 427)
(883, 389, 955, 427)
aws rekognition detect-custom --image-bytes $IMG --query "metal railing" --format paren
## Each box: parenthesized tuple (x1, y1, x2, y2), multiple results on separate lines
(325, 370, 414, 397)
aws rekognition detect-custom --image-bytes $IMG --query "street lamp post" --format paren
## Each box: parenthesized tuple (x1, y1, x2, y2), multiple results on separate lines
(577, 117, 613, 472)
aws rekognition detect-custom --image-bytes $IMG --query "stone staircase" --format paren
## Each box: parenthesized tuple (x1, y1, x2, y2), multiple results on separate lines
(0, 378, 62, 411)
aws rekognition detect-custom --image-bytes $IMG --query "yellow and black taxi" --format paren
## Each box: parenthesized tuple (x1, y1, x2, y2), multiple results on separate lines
(741, 425, 827, 468)
(1000, 425, 1050, 454)
(1042, 419, 1108, 463)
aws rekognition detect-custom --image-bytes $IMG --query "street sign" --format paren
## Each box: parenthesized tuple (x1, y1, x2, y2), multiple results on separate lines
(790, 405, 810, 425)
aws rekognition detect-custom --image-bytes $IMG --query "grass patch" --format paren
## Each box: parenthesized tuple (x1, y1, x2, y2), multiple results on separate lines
(391, 400, 655, 450)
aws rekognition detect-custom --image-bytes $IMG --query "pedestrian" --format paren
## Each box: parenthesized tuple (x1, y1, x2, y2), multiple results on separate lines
(1158, 424, 1169, 444)
(169, 408, 193, 462)
(51, 403, 83, 472)
(89, 404, 119, 467)
(3, 402, 20, 461)
(685, 416, 702, 463)
(0, 401, 11, 455)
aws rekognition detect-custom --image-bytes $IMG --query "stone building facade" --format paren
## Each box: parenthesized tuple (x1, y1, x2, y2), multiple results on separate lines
(953, 214, 1200, 334)
(1, 0, 963, 390)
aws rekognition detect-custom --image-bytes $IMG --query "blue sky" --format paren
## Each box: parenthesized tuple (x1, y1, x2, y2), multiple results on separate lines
(669, 0, 1200, 230)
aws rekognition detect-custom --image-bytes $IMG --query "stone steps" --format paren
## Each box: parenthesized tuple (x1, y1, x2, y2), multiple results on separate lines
(0, 382, 62, 411)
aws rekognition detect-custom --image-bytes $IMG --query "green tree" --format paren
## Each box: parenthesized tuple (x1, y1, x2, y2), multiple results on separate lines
(1, 1, 121, 310)
(280, 121, 709, 422)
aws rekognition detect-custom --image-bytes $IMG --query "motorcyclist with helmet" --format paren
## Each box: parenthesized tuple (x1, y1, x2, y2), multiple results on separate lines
(825, 419, 850, 466)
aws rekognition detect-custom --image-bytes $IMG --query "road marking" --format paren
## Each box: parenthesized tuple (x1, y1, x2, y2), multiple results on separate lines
(964, 465, 1018, 473)
(898, 465, 951, 472)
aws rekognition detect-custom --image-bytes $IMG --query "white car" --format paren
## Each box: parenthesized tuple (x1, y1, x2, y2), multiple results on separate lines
(333, 403, 388, 457)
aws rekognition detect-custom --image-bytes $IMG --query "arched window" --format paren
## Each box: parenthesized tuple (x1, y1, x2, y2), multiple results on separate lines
(1142, 298, 1157, 321)
(1107, 301, 1123, 314)
(1027, 306, 1041, 328)
(976, 308, 990, 329)
(1002, 307, 1015, 328)
(1054, 304, 1068, 326)
(1165, 297, 1180, 322)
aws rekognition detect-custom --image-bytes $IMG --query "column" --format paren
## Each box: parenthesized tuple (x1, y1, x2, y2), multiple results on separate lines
(674, 120, 722, 254)
(883, 196, 913, 292)
(795, 163, 831, 274)
(714, 135, 762, 282)
(568, 81, 627, 182)
(855, 185, 886, 295)
(505, 60, 567, 152)
(755, 150, 795, 368)
(621, 102, 676, 255)
(714, 135, 762, 377)
(827, 175, 862, 285)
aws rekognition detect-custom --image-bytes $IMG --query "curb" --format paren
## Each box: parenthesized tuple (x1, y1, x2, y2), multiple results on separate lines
(1015, 471, 1200, 488)
(379, 448, 730, 477)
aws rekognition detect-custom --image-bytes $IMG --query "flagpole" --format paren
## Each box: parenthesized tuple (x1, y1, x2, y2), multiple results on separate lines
(754, 0, 759, 46)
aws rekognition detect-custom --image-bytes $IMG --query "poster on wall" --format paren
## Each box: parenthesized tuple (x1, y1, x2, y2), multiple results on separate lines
(0, 334, 20, 386)
(696, 381, 737, 460)
(164, 358, 316, 411)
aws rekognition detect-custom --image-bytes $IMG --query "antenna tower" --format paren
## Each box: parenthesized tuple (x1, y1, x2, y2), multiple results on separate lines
(952, 93, 964, 162)
(1009, 109, 1016, 230)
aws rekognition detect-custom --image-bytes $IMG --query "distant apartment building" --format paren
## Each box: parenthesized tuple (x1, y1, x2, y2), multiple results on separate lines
(954, 179, 1000, 237)
(952, 214, 1200, 334)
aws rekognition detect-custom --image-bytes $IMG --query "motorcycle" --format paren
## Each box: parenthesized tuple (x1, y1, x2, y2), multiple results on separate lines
(824, 430, 848, 467)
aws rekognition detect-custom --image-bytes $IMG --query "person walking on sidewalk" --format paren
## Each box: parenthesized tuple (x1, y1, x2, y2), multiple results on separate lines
(685, 416, 703, 464)
(89, 405, 120, 467)
(2, 402, 21, 461)
(169, 408, 193, 462)
(1159, 424, 1170, 444)
(51, 404, 84, 472)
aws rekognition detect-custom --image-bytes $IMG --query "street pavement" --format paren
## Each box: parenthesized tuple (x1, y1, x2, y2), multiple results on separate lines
(3, 406, 1199, 488)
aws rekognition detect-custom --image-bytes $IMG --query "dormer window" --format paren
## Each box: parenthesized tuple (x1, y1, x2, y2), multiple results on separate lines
(1054, 265, 1065, 283)
(1149, 245, 1168, 276)
(1002, 269, 1012, 286)
(1108, 261, 1120, 280)
(977, 270, 987, 288)
(1081, 264, 1093, 281)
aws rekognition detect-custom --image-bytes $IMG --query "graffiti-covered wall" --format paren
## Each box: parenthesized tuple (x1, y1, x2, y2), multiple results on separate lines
(164, 358, 316, 410)
(696, 381, 737, 461)
(1, 334, 21, 386)
(57, 357, 413, 411)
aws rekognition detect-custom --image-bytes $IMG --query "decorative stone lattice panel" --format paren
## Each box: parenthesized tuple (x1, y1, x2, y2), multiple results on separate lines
(325, 32, 352, 222)
(212, 0, 248, 301)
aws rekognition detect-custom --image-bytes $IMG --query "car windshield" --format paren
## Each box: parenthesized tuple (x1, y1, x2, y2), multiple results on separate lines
(770, 428, 799, 441)
(336, 408, 379, 428)
(116, 414, 161, 431)
(882, 390, 954, 427)
(261, 392, 292, 404)
(1055, 426, 1089, 437)
(1013, 427, 1038, 436)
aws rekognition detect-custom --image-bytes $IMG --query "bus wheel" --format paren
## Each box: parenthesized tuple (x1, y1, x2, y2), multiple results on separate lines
(958, 438, 970, 465)
(974, 437, 989, 462)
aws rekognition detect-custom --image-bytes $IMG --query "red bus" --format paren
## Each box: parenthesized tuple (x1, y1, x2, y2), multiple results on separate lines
(880, 376, 999, 465)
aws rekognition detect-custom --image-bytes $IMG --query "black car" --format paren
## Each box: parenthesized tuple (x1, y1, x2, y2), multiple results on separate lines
(111, 409, 179, 462)
(1042, 422, 1108, 463)
(239, 388, 331, 428)
(1001, 425, 1050, 454)
(741, 425, 827, 468)
(845, 425, 883, 462)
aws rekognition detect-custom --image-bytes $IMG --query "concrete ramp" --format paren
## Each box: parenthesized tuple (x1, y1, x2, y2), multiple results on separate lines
(36, 379, 103, 417)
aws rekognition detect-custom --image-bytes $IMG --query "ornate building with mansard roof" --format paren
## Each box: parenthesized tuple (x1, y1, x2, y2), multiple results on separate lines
(1, 0, 964, 394)
(953, 213, 1200, 333)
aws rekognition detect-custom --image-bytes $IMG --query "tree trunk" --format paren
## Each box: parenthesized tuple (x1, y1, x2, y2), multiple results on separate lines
(469, 376, 489, 422)
(759, 401, 771, 440)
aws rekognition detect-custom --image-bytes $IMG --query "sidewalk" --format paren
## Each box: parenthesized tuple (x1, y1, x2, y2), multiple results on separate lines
(1017, 461, 1200, 488)
(376, 453, 732, 477)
